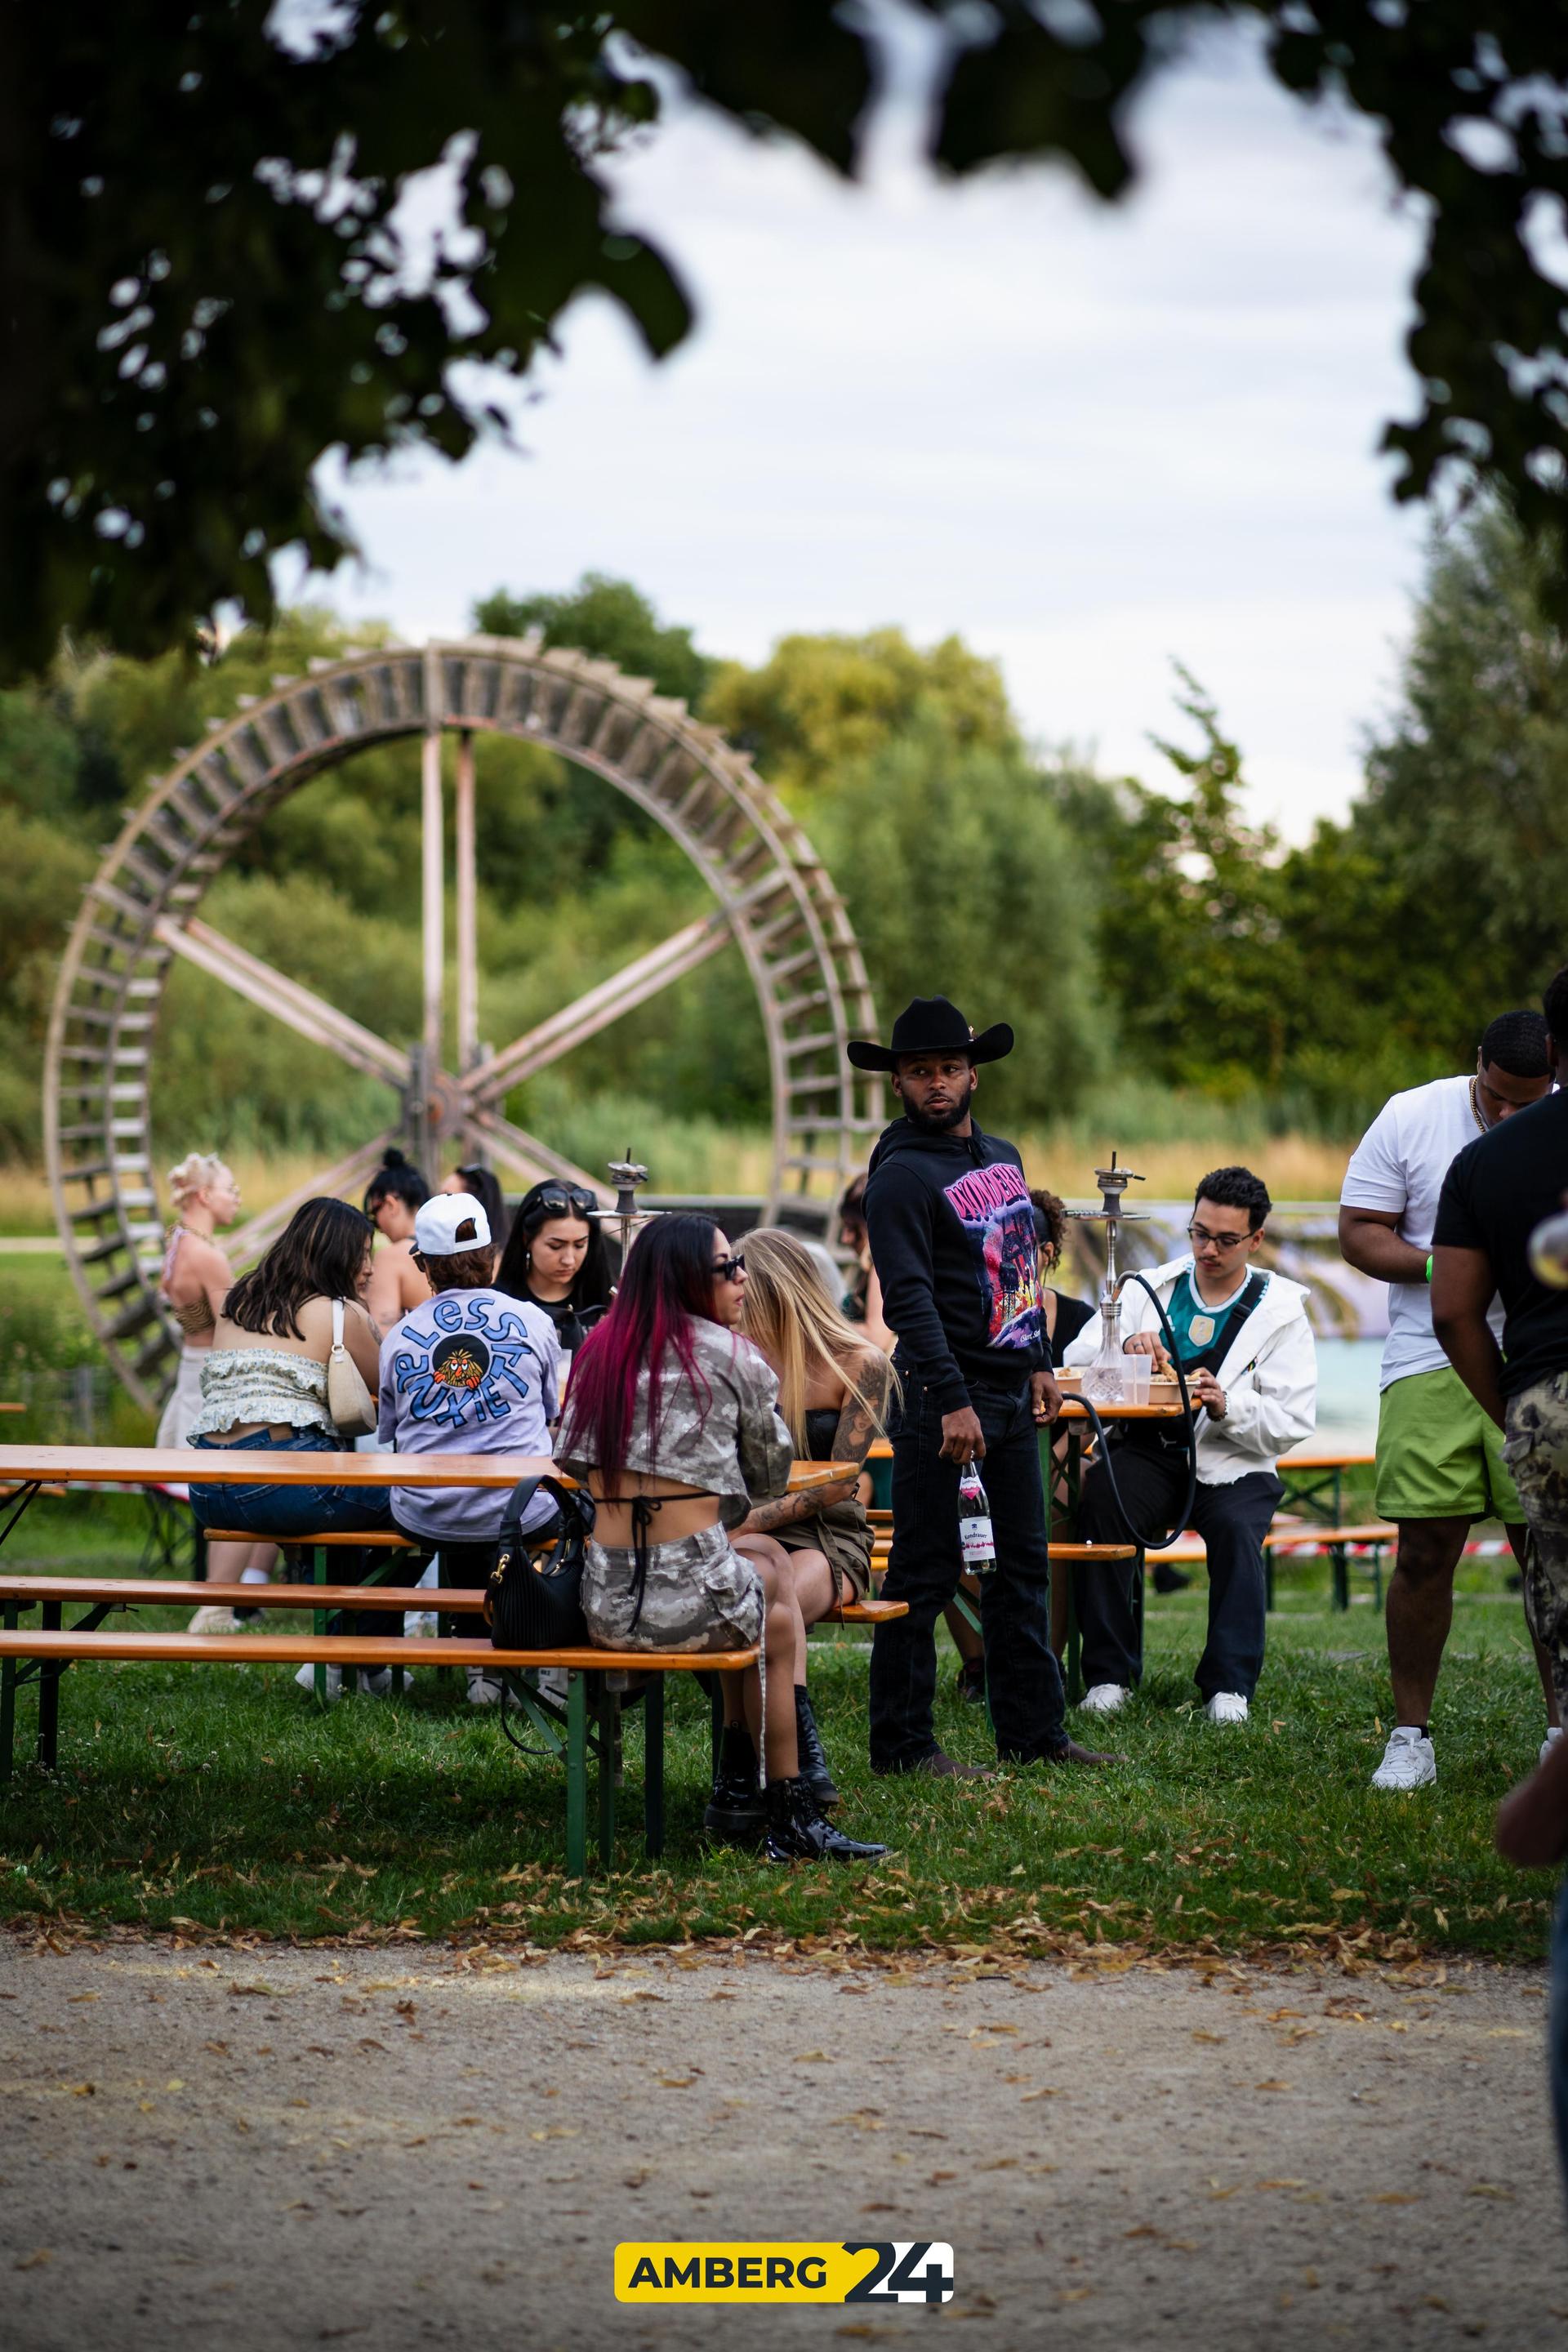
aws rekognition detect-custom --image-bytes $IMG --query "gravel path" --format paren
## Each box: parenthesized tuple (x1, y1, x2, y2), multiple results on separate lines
(1, 1936, 1562, 2350)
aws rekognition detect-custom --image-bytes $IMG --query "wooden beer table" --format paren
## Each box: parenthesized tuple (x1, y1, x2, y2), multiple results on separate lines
(0, 1447, 858, 1873)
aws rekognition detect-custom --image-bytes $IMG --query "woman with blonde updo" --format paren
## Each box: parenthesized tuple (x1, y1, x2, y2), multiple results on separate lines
(158, 1153, 275, 1628)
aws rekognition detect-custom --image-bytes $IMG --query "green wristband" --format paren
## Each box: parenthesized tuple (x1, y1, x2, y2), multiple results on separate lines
(1425, 1254, 1433, 1285)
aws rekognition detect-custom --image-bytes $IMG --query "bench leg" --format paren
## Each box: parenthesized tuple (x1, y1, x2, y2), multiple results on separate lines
(598, 1686, 618, 1868)
(1331, 1541, 1349, 1613)
(38, 1601, 60, 1770)
(1064, 1433, 1084, 1704)
(1, 1601, 15, 1784)
(313, 1548, 329, 1702)
(643, 1674, 666, 1858)
(565, 1671, 587, 1879)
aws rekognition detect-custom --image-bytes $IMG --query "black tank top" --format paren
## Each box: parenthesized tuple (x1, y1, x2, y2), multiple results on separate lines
(804, 1406, 840, 1460)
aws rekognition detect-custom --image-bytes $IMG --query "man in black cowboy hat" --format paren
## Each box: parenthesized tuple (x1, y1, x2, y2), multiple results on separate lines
(853, 997, 1111, 1776)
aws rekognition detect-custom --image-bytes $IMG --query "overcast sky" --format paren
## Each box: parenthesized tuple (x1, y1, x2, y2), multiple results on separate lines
(301, 21, 1432, 840)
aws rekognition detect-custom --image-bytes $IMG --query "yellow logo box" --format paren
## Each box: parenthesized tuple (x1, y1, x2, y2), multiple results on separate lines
(615, 2241, 954, 2305)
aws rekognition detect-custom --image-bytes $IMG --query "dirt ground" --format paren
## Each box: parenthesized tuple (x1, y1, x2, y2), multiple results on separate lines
(1, 1936, 1563, 2352)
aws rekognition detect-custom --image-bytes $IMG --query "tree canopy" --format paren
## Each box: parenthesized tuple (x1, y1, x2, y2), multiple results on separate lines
(7, 3, 1568, 676)
(3, 532, 1563, 1168)
(473, 573, 714, 707)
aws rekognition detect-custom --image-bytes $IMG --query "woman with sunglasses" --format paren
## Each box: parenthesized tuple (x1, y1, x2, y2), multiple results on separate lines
(495, 1180, 612, 1358)
(557, 1214, 888, 1863)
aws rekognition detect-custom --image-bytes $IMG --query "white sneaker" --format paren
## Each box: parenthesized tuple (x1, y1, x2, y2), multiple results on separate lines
(188, 1605, 240, 1634)
(295, 1663, 343, 1699)
(1542, 1726, 1563, 1766)
(535, 1665, 568, 1704)
(1079, 1683, 1129, 1716)
(1371, 1726, 1436, 1789)
(466, 1669, 505, 1707)
(1204, 1691, 1250, 1726)
(357, 1668, 394, 1698)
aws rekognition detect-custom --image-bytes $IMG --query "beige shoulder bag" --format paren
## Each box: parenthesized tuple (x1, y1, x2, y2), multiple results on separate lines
(326, 1297, 377, 1438)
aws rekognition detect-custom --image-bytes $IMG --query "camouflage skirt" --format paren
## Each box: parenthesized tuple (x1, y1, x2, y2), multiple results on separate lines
(581, 1521, 765, 1654)
(1503, 1371, 1568, 1716)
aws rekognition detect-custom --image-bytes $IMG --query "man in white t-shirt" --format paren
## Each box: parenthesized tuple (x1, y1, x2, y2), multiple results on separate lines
(1339, 1011, 1556, 1789)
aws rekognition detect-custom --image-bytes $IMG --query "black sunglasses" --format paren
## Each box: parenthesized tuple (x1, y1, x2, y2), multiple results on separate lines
(534, 1187, 599, 1218)
(712, 1252, 746, 1282)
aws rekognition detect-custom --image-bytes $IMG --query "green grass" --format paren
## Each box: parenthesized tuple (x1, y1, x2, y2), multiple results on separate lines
(0, 1497, 1554, 1966)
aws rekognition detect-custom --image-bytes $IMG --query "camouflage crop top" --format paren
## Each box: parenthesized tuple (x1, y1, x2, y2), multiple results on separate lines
(557, 1316, 792, 1528)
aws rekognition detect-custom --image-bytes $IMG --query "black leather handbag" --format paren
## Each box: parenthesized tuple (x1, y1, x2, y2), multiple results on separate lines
(484, 1476, 595, 1652)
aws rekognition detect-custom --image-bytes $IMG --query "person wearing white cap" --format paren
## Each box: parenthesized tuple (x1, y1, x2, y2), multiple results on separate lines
(376, 1192, 563, 1704)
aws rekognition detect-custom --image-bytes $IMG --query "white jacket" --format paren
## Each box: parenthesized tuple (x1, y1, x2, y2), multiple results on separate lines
(1062, 1256, 1317, 1486)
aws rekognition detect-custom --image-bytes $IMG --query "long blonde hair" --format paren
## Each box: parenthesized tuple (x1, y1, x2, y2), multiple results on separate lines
(739, 1227, 894, 1452)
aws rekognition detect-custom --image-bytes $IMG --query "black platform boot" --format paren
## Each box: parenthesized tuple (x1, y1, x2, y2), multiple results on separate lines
(762, 1775, 889, 1864)
(793, 1685, 840, 1811)
(702, 1721, 766, 1846)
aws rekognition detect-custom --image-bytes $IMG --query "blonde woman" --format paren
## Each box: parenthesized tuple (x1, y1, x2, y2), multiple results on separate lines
(733, 1227, 893, 1815)
(157, 1153, 275, 1629)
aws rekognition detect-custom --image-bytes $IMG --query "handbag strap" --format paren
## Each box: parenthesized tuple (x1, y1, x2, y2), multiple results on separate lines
(332, 1296, 345, 1352)
(497, 1473, 594, 1561)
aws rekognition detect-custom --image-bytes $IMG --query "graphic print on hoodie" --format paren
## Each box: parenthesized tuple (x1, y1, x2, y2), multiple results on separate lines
(862, 1118, 1046, 1411)
(944, 1158, 1043, 1352)
(376, 1285, 560, 1544)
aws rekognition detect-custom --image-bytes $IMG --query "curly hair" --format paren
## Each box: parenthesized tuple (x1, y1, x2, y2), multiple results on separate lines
(1029, 1186, 1069, 1271)
(167, 1151, 232, 1214)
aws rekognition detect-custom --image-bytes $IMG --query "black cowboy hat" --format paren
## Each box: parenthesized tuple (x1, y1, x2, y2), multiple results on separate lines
(847, 995, 1014, 1073)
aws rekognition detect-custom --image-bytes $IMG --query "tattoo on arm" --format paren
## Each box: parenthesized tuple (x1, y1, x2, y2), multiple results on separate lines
(746, 1392, 872, 1530)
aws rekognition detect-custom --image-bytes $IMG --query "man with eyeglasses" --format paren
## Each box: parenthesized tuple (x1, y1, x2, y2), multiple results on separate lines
(1065, 1166, 1317, 1724)
(1339, 1010, 1556, 1791)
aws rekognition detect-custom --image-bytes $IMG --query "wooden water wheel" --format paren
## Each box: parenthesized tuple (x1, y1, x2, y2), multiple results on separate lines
(45, 636, 881, 1410)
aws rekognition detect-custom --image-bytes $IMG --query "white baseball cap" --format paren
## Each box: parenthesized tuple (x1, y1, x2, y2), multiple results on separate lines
(413, 1192, 492, 1255)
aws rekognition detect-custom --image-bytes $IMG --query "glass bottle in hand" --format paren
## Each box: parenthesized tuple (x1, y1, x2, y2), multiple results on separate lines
(958, 1462, 996, 1572)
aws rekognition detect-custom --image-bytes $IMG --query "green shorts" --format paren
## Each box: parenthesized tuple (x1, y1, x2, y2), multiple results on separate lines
(1375, 1365, 1522, 1524)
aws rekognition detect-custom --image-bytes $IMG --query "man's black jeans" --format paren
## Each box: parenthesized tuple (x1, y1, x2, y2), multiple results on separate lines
(868, 1373, 1068, 1769)
(1076, 1439, 1282, 1700)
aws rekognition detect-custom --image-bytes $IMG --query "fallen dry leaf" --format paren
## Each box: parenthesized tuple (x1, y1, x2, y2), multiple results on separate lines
(14, 2252, 51, 2271)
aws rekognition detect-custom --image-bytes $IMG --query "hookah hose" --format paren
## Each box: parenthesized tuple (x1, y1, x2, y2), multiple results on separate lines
(1070, 1270, 1199, 1555)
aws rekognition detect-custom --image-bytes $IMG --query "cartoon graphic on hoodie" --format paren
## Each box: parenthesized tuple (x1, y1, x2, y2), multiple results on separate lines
(862, 1117, 1046, 1411)
(942, 1159, 1043, 1352)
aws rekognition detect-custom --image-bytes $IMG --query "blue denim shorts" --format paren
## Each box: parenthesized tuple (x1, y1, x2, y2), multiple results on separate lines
(188, 1427, 394, 1539)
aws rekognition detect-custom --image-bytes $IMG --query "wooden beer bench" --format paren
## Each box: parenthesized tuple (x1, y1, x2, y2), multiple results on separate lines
(0, 1594, 751, 1878)
(0, 1445, 862, 1873)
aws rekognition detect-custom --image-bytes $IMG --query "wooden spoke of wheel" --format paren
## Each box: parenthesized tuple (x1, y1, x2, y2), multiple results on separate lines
(47, 636, 884, 1410)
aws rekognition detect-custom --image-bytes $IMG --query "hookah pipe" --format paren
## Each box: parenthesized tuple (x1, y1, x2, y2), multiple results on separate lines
(1068, 1153, 1200, 1554)
(604, 1150, 652, 1278)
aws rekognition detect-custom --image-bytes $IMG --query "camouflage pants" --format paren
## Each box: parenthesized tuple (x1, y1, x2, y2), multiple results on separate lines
(1504, 1373, 1568, 1719)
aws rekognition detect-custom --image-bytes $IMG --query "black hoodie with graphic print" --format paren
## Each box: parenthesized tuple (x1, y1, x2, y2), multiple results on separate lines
(862, 1116, 1046, 1413)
